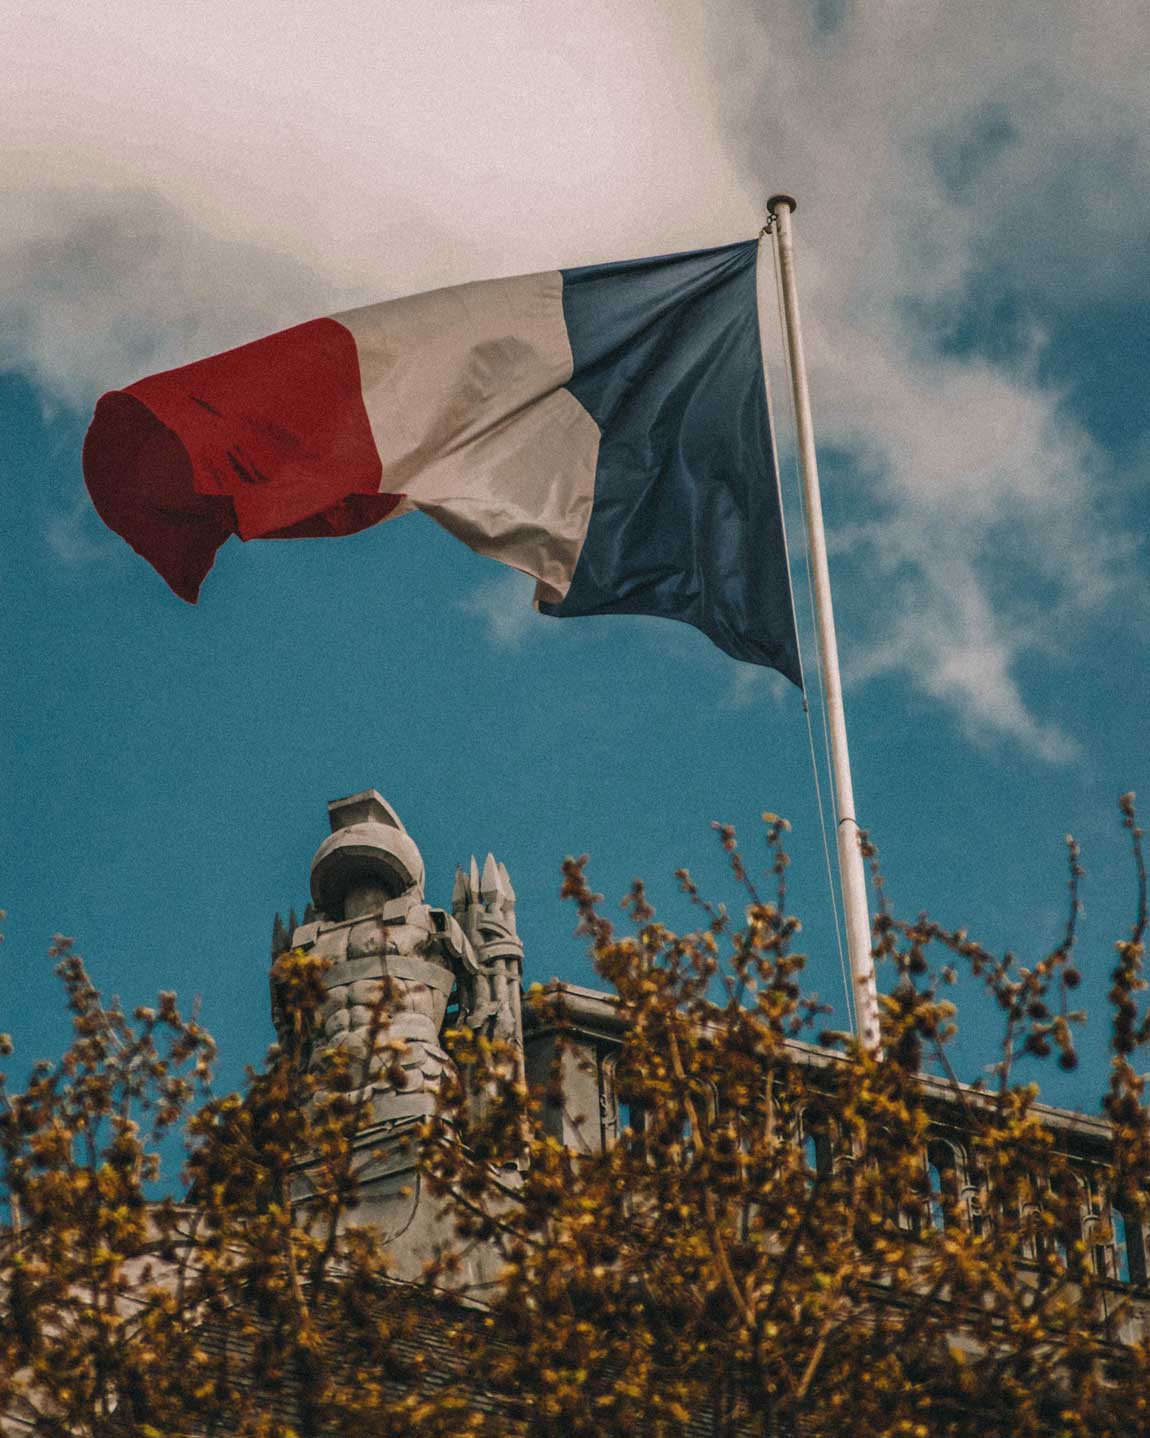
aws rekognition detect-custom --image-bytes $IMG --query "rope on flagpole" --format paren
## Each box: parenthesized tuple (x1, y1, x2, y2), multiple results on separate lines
(757, 228, 856, 1035)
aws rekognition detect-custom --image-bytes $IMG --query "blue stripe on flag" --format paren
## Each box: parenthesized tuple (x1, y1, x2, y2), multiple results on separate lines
(540, 240, 801, 686)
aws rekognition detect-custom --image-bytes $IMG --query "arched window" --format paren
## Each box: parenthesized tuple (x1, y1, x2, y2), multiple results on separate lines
(925, 1141, 962, 1232)
(801, 1107, 832, 1180)
(616, 1097, 646, 1141)
(610, 1060, 648, 1155)
(1112, 1203, 1147, 1285)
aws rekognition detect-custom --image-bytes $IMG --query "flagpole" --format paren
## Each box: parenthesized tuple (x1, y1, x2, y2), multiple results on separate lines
(765, 194, 882, 1052)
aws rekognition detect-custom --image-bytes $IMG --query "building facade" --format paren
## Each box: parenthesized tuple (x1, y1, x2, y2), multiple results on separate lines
(272, 787, 1150, 1342)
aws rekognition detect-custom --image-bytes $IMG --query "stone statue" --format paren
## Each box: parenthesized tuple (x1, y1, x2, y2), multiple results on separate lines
(273, 790, 524, 1126)
(452, 853, 524, 1050)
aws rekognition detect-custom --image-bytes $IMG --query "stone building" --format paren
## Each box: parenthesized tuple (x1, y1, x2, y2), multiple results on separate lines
(9, 786, 1147, 1438)
(274, 787, 1150, 1334)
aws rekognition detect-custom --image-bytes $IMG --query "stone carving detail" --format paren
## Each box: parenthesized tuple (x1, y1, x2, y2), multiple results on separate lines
(453, 854, 524, 1049)
(274, 790, 524, 1125)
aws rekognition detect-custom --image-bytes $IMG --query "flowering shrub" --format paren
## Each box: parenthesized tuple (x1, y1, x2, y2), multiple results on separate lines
(2, 799, 1149, 1437)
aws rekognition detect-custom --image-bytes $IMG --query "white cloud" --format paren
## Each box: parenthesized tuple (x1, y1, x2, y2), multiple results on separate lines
(725, 664, 793, 712)
(44, 491, 113, 568)
(461, 570, 544, 652)
(712, 0, 1149, 760)
(4, 0, 1147, 754)
(845, 560, 1081, 764)
(0, 189, 334, 408)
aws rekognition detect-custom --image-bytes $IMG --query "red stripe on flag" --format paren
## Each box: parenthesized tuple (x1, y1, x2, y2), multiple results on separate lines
(83, 317, 398, 602)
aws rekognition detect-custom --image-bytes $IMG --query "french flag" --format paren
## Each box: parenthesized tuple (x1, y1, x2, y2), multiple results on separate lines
(83, 239, 800, 683)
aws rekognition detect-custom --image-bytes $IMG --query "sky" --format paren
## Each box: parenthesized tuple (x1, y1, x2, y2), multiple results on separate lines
(3, 0, 1149, 1128)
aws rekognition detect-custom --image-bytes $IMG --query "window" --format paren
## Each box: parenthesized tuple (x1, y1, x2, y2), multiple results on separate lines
(925, 1142, 960, 1233)
(1112, 1204, 1147, 1285)
(617, 1099, 642, 1137)
(613, 1078, 648, 1158)
(607, 1056, 647, 1152)
(801, 1109, 832, 1180)
(926, 1158, 947, 1233)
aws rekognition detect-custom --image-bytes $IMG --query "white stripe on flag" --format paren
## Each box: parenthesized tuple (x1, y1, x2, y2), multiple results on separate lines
(335, 271, 600, 602)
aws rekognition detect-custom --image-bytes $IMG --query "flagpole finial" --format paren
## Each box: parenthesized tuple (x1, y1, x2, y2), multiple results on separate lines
(766, 193, 798, 218)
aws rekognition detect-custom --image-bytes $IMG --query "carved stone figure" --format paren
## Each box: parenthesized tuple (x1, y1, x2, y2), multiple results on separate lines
(273, 790, 524, 1127)
(453, 853, 524, 1052)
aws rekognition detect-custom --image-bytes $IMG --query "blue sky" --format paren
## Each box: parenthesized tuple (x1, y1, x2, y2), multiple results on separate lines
(3, 0, 1149, 1125)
